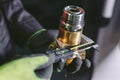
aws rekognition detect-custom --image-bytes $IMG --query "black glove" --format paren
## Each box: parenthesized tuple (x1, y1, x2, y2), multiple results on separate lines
(65, 57, 83, 73)
(27, 29, 58, 52)
(28, 29, 83, 74)
(54, 57, 83, 74)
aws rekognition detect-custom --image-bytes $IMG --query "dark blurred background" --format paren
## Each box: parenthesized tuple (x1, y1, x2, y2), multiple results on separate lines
(21, 0, 109, 41)
(21, 0, 118, 80)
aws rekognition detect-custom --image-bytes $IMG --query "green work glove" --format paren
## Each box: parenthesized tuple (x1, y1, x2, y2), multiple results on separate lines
(0, 54, 55, 80)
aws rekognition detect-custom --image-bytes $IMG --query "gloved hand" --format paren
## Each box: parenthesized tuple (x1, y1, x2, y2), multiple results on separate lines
(53, 38, 86, 74)
(0, 54, 55, 80)
(65, 57, 83, 73)
(27, 29, 58, 52)
(54, 56, 83, 74)
(28, 29, 82, 74)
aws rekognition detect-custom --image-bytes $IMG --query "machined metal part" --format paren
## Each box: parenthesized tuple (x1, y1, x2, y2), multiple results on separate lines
(57, 5, 85, 46)
(47, 34, 98, 62)
(60, 5, 85, 31)
(49, 5, 98, 67)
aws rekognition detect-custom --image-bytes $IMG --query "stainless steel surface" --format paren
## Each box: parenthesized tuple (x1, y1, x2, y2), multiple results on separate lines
(60, 5, 85, 31)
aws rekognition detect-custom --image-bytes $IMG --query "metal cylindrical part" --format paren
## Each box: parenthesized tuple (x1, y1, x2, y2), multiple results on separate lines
(57, 5, 85, 46)
(60, 5, 85, 32)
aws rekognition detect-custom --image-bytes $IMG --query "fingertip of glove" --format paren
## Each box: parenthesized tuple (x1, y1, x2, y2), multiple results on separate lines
(65, 58, 83, 74)
(46, 54, 55, 64)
